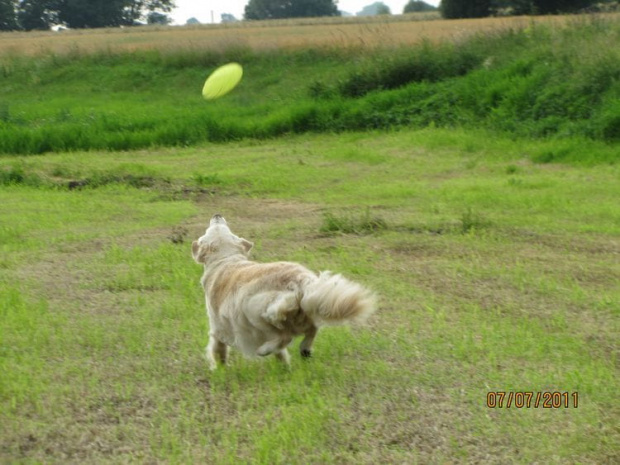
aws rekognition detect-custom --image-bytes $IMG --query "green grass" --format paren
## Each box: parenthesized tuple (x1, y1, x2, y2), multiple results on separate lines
(1, 13, 619, 462)
(1, 16, 619, 156)
(1, 128, 618, 462)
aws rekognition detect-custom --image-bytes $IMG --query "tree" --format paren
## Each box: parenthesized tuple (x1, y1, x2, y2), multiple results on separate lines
(531, 0, 595, 13)
(0, 0, 20, 30)
(376, 3, 391, 14)
(221, 13, 238, 23)
(147, 11, 170, 24)
(357, 2, 391, 16)
(490, 0, 534, 15)
(18, 0, 60, 30)
(489, 0, 597, 15)
(404, 1, 437, 13)
(16, 0, 175, 30)
(57, 0, 127, 28)
(244, 0, 340, 20)
(289, 0, 339, 17)
(440, 0, 491, 18)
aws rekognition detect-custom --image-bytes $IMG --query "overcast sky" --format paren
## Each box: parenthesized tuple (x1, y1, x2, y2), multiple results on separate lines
(170, 0, 441, 25)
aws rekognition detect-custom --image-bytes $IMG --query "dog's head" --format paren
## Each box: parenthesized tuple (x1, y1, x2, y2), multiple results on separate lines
(191, 214, 253, 265)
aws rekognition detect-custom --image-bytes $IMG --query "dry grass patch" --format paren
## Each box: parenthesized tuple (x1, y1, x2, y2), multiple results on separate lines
(0, 14, 577, 58)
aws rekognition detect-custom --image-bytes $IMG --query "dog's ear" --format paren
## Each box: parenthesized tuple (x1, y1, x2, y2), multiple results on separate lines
(239, 238, 253, 254)
(192, 240, 214, 264)
(191, 241, 202, 263)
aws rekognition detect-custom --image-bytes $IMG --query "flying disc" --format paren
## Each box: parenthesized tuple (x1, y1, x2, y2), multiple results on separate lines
(202, 63, 243, 100)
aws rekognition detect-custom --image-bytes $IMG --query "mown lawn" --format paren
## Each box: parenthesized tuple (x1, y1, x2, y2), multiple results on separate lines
(1, 128, 618, 463)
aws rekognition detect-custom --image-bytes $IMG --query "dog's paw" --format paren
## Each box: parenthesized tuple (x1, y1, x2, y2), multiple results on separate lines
(300, 348, 312, 358)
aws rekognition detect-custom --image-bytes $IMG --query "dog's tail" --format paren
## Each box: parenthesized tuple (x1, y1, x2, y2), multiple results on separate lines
(300, 272, 376, 326)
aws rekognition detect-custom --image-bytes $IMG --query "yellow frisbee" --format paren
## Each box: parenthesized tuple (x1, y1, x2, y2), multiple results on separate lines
(202, 63, 243, 100)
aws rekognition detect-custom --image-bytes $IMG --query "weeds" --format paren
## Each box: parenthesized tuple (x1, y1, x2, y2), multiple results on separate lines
(460, 208, 490, 234)
(320, 208, 388, 235)
(402, 209, 491, 236)
(0, 164, 43, 187)
(193, 173, 223, 187)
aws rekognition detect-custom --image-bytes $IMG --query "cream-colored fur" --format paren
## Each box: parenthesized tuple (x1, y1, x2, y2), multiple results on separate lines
(192, 214, 377, 370)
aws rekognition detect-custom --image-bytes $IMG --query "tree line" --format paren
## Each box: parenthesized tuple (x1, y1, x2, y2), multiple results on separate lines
(440, 0, 612, 18)
(1, 0, 613, 31)
(0, 0, 174, 30)
(245, 0, 608, 20)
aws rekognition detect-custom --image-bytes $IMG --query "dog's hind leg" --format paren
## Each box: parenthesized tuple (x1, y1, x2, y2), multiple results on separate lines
(214, 340, 228, 366)
(261, 292, 299, 329)
(274, 348, 291, 367)
(299, 325, 318, 358)
(256, 339, 280, 357)
(206, 336, 227, 370)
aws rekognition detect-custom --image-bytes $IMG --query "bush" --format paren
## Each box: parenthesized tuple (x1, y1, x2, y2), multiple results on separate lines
(338, 41, 484, 97)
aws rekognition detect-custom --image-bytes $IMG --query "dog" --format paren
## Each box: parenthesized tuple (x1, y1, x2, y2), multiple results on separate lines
(192, 214, 377, 369)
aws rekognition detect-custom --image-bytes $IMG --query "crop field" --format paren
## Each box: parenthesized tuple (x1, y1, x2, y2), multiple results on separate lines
(1, 12, 619, 464)
(0, 13, 573, 57)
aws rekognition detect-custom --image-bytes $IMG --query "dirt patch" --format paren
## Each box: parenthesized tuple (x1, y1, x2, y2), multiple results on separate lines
(508, 228, 620, 256)
(188, 197, 322, 233)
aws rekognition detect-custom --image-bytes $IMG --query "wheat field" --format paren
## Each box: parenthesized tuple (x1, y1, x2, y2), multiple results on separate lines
(0, 13, 574, 58)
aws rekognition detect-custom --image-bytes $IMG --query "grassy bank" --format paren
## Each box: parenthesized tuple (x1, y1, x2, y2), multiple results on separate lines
(1, 129, 619, 462)
(1, 15, 619, 157)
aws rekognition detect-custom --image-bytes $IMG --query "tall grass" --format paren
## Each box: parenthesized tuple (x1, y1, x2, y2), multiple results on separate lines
(0, 16, 618, 158)
(332, 40, 485, 98)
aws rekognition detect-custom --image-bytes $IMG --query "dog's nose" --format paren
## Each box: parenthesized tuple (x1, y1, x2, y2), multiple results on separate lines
(210, 214, 226, 225)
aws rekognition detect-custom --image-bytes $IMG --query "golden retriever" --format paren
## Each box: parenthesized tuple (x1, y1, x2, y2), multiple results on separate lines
(192, 214, 376, 369)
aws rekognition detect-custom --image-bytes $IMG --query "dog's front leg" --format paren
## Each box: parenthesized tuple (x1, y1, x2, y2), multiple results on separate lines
(299, 326, 318, 358)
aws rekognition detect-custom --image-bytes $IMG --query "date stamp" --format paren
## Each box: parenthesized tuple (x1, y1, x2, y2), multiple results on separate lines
(486, 391, 579, 409)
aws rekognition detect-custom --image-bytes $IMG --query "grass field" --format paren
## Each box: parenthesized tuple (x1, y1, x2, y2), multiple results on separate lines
(1, 128, 619, 463)
(1, 12, 619, 464)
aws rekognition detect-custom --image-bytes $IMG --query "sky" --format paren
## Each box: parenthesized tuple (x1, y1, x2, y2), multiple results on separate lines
(169, 1, 441, 25)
